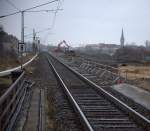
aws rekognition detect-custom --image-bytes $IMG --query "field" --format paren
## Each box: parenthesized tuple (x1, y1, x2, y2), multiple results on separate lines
(119, 65, 150, 79)
(119, 65, 150, 91)
(0, 53, 35, 71)
(0, 77, 12, 96)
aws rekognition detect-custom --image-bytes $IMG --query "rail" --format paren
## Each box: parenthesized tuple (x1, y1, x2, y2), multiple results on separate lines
(79, 56, 119, 73)
(48, 53, 150, 130)
(64, 55, 127, 84)
(0, 72, 26, 131)
(47, 57, 94, 131)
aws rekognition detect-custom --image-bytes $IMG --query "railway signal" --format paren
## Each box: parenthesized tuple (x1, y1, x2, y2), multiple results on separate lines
(18, 42, 25, 69)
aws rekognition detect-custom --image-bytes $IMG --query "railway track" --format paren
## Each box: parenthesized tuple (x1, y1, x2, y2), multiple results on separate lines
(22, 53, 84, 131)
(46, 53, 150, 131)
(58, 55, 150, 120)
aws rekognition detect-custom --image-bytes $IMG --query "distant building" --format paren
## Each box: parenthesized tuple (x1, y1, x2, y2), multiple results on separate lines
(120, 28, 125, 47)
(145, 40, 150, 49)
(85, 43, 120, 55)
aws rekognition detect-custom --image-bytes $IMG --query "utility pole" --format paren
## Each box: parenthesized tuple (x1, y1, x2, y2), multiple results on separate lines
(21, 11, 24, 50)
(20, 11, 24, 70)
(0, 0, 61, 70)
(33, 29, 36, 53)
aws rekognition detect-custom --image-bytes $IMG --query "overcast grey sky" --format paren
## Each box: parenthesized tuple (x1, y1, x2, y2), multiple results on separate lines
(0, 0, 150, 46)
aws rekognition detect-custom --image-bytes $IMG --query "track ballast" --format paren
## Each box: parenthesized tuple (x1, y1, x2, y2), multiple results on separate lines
(46, 53, 150, 131)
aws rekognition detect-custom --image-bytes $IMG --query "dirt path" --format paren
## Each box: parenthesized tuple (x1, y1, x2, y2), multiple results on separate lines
(24, 89, 41, 131)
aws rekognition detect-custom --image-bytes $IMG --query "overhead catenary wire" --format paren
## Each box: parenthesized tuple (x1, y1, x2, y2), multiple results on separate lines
(42, 0, 61, 44)
(23, 0, 59, 12)
(0, 0, 59, 18)
(24, 28, 51, 37)
(5, 0, 21, 11)
(1, 0, 64, 46)
(25, 9, 63, 13)
(34, 0, 64, 44)
(5, 0, 20, 11)
(0, 11, 20, 18)
(42, 30, 53, 43)
(51, 0, 62, 29)
(43, 0, 64, 44)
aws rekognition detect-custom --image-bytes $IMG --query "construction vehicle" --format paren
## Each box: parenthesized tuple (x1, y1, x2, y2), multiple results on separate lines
(54, 40, 76, 56)
(54, 40, 69, 52)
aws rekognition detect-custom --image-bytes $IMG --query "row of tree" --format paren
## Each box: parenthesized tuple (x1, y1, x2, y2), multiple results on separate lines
(114, 46, 150, 63)
(77, 45, 150, 64)
(0, 25, 19, 62)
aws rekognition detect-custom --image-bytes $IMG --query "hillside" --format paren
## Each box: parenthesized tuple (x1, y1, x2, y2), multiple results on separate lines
(0, 27, 20, 70)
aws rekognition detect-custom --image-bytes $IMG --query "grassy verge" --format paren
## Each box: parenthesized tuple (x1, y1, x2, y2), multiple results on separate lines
(119, 65, 150, 92)
(0, 53, 35, 71)
(0, 77, 12, 96)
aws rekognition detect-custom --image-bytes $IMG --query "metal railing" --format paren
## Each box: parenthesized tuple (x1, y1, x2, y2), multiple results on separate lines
(0, 72, 25, 131)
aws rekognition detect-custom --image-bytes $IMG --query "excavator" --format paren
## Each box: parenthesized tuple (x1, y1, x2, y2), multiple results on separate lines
(54, 40, 76, 56)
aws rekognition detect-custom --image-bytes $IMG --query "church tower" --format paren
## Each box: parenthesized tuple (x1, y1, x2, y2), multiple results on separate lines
(120, 28, 125, 47)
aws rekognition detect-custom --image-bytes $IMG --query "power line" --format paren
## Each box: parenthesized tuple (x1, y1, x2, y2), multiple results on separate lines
(0, 0, 59, 18)
(24, 28, 51, 37)
(51, 0, 62, 28)
(23, 0, 59, 12)
(5, 0, 21, 11)
(43, 0, 63, 44)
(25, 9, 63, 13)
(42, 30, 54, 43)
(0, 11, 20, 18)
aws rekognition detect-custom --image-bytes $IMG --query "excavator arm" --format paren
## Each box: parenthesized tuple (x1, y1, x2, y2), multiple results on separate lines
(54, 40, 76, 56)
(56, 40, 69, 52)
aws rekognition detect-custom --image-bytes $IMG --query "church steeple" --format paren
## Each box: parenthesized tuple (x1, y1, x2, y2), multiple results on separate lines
(120, 28, 125, 47)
